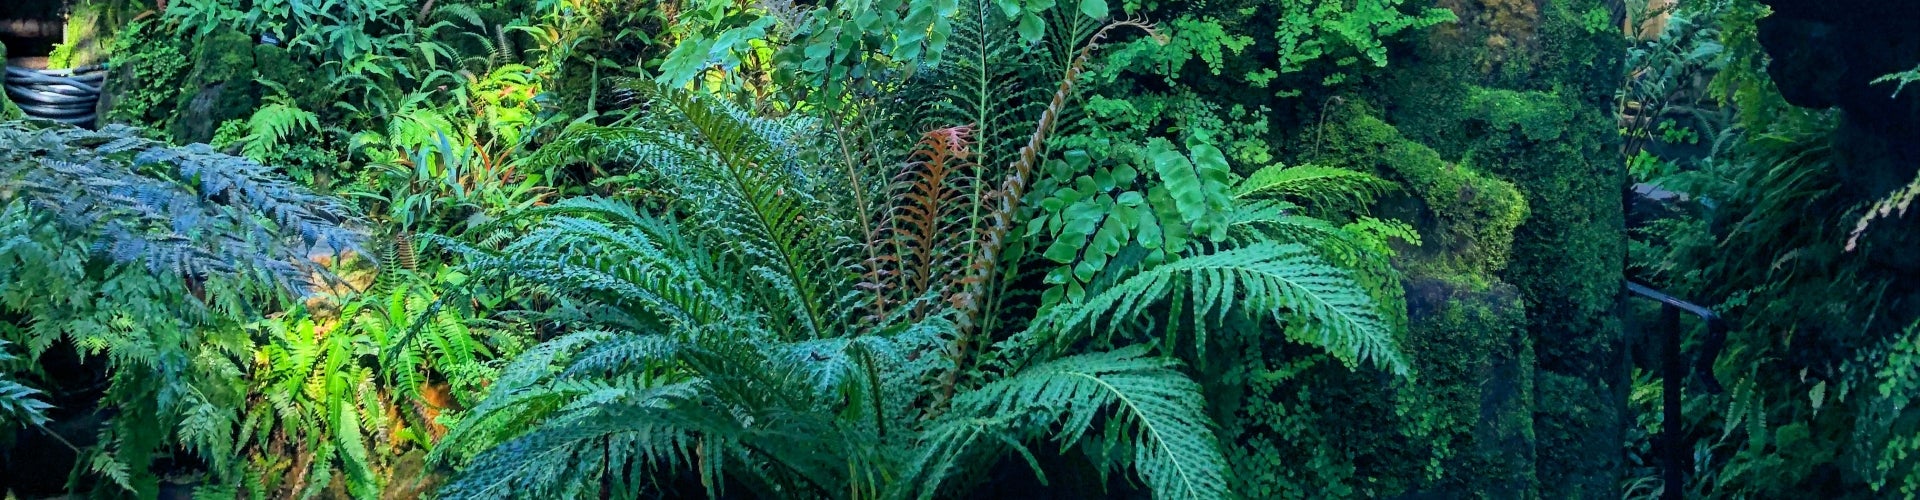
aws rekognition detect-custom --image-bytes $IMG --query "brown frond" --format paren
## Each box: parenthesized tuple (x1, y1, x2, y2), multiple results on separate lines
(862, 126, 979, 322)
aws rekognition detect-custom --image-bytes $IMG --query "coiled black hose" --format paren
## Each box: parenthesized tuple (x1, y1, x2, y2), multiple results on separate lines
(5, 64, 106, 127)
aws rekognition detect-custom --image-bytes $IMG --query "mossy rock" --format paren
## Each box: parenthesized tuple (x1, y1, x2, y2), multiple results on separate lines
(251, 43, 327, 112)
(97, 20, 193, 127)
(168, 31, 263, 143)
(1312, 106, 1529, 277)
(1400, 272, 1537, 497)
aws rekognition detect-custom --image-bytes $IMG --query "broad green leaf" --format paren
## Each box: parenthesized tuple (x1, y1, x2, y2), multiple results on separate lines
(996, 0, 1022, 18)
(1017, 12, 1044, 43)
(1079, 0, 1107, 19)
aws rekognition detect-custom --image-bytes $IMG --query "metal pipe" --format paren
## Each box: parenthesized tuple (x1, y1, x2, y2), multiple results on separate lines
(6, 87, 95, 104)
(1661, 305, 1684, 500)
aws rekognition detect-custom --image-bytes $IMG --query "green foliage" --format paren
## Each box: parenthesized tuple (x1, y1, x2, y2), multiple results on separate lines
(431, 68, 1403, 496)
(2, 0, 1474, 496)
(1623, 7, 1920, 488)
(1861, 321, 1920, 495)
(0, 120, 364, 495)
(101, 19, 193, 127)
(0, 339, 51, 428)
(1269, 0, 1456, 84)
(230, 267, 516, 498)
(1872, 64, 1920, 98)
(0, 121, 361, 288)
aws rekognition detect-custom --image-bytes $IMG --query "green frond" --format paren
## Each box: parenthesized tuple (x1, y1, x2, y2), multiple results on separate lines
(940, 346, 1230, 499)
(601, 83, 845, 339)
(434, 199, 748, 332)
(1234, 163, 1394, 211)
(240, 99, 321, 161)
(1030, 242, 1405, 374)
(0, 340, 52, 428)
(438, 385, 707, 500)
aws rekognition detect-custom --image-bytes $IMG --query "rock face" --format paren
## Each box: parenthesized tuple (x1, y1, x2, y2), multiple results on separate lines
(1341, 0, 1629, 496)
(1756, 0, 1920, 276)
(168, 31, 259, 143)
(1757, 0, 1920, 138)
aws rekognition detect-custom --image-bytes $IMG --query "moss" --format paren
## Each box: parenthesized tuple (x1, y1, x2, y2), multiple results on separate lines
(1400, 273, 1537, 497)
(54, 0, 135, 69)
(168, 31, 264, 143)
(1271, 98, 1542, 497)
(1359, 0, 1628, 495)
(251, 44, 327, 112)
(1453, 87, 1626, 500)
(1314, 106, 1529, 277)
(99, 20, 192, 127)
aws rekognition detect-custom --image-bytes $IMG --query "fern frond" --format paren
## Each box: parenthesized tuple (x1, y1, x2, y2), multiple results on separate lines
(863, 127, 979, 321)
(0, 121, 365, 292)
(240, 99, 321, 161)
(0, 340, 52, 428)
(935, 346, 1229, 499)
(438, 383, 707, 500)
(1847, 172, 1918, 251)
(955, 19, 1163, 328)
(614, 83, 843, 340)
(1026, 242, 1404, 373)
(1234, 163, 1394, 210)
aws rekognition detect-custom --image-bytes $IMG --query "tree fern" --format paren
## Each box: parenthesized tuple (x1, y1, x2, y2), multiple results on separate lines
(0, 119, 365, 495)
(0, 121, 364, 291)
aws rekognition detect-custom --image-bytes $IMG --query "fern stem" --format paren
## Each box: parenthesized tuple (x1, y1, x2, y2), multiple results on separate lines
(944, 19, 1161, 406)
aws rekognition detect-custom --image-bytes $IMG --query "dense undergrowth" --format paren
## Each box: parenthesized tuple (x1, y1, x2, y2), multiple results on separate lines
(0, 0, 1914, 498)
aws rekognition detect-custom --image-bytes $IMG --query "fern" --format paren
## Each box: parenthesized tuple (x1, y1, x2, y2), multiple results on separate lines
(933, 346, 1229, 499)
(240, 96, 322, 161)
(1847, 172, 1918, 251)
(1234, 163, 1393, 210)
(0, 339, 52, 428)
(863, 127, 980, 321)
(1023, 242, 1404, 373)
(607, 82, 840, 340)
(954, 20, 1163, 328)
(0, 119, 365, 495)
(0, 121, 365, 291)
(1872, 64, 1920, 98)
(433, 191, 1238, 499)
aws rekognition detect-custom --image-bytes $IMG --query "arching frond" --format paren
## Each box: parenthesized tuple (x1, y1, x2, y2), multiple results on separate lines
(1027, 242, 1405, 374)
(863, 127, 980, 321)
(604, 83, 844, 340)
(1234, 163, 1394, 211)
(929, 346, 1230, 499)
